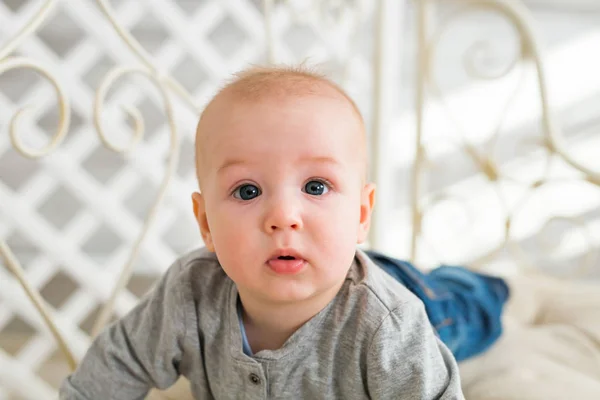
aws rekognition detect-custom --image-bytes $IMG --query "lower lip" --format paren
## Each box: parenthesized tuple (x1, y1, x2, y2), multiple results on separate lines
(267, 258, 306, 275)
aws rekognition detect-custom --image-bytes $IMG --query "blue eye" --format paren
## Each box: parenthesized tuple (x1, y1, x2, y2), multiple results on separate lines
(304, 180, 329, 196)
(233, 184, 261, 200)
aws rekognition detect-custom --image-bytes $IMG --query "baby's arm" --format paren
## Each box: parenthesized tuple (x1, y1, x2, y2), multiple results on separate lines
(366, 299, 465, 399)
(60, 259, 188, 400)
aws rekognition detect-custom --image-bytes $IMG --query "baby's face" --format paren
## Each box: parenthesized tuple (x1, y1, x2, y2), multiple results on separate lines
(193, 93, 374, 305)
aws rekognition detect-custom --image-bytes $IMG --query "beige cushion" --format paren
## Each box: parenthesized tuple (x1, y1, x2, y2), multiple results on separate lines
(460, 273, 600, 399)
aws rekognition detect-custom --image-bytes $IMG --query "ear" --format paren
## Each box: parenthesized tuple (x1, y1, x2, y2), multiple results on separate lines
(192, 192, 215, 251)
(357, 183, 376, 244)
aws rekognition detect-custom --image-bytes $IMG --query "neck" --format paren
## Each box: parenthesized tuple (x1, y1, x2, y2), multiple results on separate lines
(238, 281, 344, 353)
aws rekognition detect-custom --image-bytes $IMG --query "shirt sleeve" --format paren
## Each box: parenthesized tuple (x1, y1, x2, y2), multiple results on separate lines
(59, 258, 189, 400)
(366, 299, 465, 399)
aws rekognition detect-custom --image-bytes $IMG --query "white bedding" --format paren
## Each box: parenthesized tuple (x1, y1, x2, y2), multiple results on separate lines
(460, 274, 600, 399)
(151, 273, 600, 400)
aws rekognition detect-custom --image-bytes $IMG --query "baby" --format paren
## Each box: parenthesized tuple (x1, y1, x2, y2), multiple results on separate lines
(59, 66, 465, 399)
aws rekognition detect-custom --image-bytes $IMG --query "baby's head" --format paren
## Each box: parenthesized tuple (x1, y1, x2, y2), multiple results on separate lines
(192, 65, 375, 306)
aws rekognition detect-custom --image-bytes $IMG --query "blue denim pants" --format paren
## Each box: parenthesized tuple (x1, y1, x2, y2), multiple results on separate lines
(366, 251, 509, 362)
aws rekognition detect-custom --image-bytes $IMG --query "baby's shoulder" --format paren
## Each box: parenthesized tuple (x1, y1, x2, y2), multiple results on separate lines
(176, 246, 220, 271)
(168, 247, 231, 299)
(349, 250, 423, 313)
(335, 250, 426, 336)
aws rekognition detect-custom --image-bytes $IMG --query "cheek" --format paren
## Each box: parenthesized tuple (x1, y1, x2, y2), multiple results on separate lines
(207, 205, 259, 280)
(206, 202, 253, 249)
(310, 195, 362, 245)
(310, 200, 361, 281)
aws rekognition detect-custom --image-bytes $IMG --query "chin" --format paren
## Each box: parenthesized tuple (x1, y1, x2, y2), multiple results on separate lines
(261, 285, 319, 304)
(271, 281, 345, 305)
(270, 292, 315, 304)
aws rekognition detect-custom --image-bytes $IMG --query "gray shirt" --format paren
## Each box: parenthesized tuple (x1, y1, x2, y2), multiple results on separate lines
(60, 248, 464, 399)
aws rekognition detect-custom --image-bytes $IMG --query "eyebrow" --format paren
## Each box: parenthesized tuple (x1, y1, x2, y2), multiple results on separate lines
(217, 156, 341, 174)
(217, 159, 247, 174)
(300, 156, 342, 166)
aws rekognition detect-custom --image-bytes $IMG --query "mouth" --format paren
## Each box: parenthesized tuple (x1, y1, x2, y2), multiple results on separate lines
(267, 249, 306, 275)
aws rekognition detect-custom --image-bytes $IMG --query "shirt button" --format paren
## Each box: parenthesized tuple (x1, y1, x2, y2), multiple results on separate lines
(249, 373, 261, 385)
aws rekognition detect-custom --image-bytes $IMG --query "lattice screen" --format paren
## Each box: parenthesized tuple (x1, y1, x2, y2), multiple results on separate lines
(0, 1, 375, 398)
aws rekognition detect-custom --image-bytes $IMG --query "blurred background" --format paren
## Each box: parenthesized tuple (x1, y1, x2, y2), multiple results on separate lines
(1, 0, 600, 398)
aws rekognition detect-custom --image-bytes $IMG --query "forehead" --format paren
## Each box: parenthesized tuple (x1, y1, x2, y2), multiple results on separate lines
(200, 94, 364, 166)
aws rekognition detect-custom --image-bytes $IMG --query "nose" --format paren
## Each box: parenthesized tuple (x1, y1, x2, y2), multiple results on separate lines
(263, 195, 303, 234)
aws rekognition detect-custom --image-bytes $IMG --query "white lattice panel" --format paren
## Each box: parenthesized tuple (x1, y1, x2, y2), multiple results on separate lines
(0, 0, 376, 398)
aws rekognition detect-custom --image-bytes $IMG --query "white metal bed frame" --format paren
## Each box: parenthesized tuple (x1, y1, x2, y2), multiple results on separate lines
(1, 0, 599, 397)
